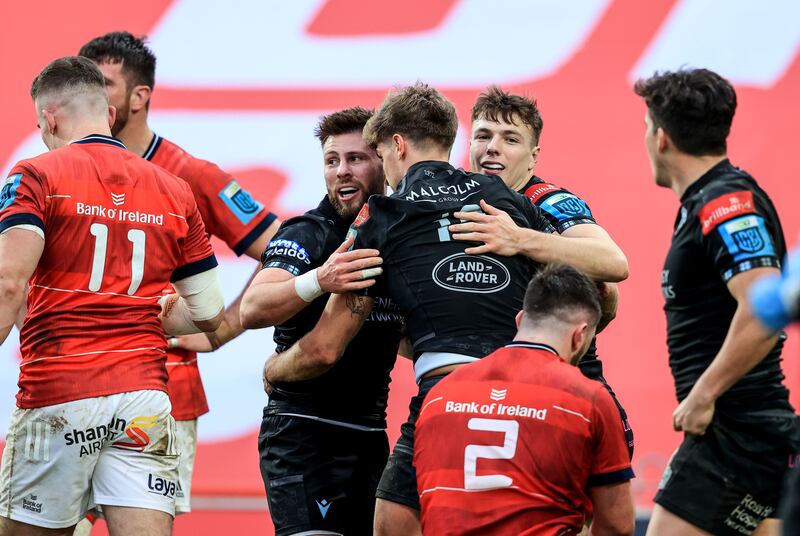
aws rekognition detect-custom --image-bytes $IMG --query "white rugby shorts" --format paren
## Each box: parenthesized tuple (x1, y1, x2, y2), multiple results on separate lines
(174, 418, 197, 514)
(0, 390, 178, 529)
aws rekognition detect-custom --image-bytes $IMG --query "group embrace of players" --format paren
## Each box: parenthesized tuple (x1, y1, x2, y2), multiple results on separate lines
(0, 31, 797, 536)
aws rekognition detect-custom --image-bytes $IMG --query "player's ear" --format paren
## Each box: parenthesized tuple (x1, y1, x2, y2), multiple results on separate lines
(570, 322, 589, 363)
(656, 127, 669, 153)
(393, 134, 405, 159)
(514, 310, 523, 329)
(107, 105, 117, 130)
(529, 145, 540, 171)
(129, 85, 152, 113)
(43, 110, 57, 135)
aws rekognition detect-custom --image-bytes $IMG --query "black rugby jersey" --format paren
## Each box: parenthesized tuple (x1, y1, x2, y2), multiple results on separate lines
(350, 161, 555, 376)
(261, 196, 403, 427)
(519, 175, 603, 364)
(662, 159, 791, 413)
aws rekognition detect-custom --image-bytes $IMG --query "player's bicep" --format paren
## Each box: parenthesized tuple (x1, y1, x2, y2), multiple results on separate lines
(261, 222, 322, 276)
(727, 266, 780, 304)
(242, 218, 281, 261)
(0, 227, 44, 283)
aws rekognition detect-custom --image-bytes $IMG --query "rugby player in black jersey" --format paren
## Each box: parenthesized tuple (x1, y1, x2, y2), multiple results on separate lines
(457, 86, 634, 457)
(240, 108, 404, 536)
(267, 83, 621, 536)
(635, 69, 799, 536)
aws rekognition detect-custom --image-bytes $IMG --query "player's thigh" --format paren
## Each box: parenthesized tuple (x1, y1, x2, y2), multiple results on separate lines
(0, 403, 106, 530)
(646, 504, 712, 536)
(173, 418, 197, 515)
(374, 498, 420, 536)
(92, 390, 179, 518)
(102, 505, 172, 536)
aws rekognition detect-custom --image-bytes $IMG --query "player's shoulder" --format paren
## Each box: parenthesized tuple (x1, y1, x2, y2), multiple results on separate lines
(279, 198, 340, 239)
(689, 161, 760, 206)
(155, 137, 223, 182)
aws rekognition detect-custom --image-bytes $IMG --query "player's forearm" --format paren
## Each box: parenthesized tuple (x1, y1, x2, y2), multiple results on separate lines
(693, 303, 780, 402)
(205, 265, 259, 348)
(517, 229, 628, 282)
(0, 278, 28, 344)
(241, 277, 310, 329)
(265, 335, 340, 383)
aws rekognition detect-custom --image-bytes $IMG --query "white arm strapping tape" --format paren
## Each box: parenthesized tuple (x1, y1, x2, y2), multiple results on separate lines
(1, 224, 44, 240)
(160, 267, 224, 335)
(294, 268, 323, 302)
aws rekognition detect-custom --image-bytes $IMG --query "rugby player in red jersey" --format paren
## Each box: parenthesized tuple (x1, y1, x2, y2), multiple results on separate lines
(79, 32, 281, 515)
(414, 265, 634, 535)
(0, 56, 223, 535)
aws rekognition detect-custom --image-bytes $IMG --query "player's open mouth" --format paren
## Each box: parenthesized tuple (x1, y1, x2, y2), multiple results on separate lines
(480, 161, 505, 174)
(338, 186, 360, 201)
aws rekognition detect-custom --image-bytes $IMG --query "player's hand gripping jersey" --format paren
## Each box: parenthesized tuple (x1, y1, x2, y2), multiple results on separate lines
(144, 134, 277, 420)
(349, 161, 555, 379)
(0, 135, 216, 408)
(414, 343, 633, 536)
(662, 159, 791, 412)
(261, 196, 403, 427)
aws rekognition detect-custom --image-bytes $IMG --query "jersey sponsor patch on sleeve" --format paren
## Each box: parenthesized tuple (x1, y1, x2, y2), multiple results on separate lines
(717, 214, 776, 262)
(0, 173, 23, 211)
(263, 238, 313, 266)
(538, 192, 592, 221)
(698, 190, 755, 235)
(218, 180, 264, 225)
(523, 182, 559, 203)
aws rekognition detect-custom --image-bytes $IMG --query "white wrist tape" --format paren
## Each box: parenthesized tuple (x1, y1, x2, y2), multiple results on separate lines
(295, 268, 323, 302)
(159, 295, 199, 336)
(172, 267, 224, 321)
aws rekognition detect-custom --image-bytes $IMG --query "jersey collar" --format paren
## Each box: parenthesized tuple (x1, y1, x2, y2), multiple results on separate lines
(504, 341, 559, 356)
(72, 134, 126, 150)
(142, 133, 163, 161)
(680, 158, 733, 202)
(517, 175, 545, 194)
(395, 160, 456, 195)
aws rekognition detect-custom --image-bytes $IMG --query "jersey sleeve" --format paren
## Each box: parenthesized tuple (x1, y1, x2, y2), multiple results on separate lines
(0, 163, 48, 237)
(587, 386, 635, 487)
(517, 193, 557, 234)
(184, 159, 277, 256)
(171, 188, 218, 282)
(696, 189, 781, 283)
(524, 182, 596, 233)
(347, 200, 389, 297)
(261, 217, 327, 276)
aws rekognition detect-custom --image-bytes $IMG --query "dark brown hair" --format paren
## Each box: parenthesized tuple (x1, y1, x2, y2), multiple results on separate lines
(314, 107, 373, 146)
(363, 82, 458, 151)
(79, 31, 156, 90)
(30, 56, 106, 102)
(523, 264, 601, 327)
(472, 86, 543, 146)
(634, 68, 736, 156)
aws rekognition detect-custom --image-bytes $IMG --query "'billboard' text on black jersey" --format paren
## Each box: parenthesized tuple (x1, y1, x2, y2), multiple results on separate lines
(350, 161, 555, 380)
(261, 196, 403, 427)
(662, 159, 791, 413)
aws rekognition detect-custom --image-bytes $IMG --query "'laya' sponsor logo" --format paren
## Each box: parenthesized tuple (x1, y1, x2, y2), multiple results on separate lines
(148, 473, 177, 498)
(432, 253, 510, 293)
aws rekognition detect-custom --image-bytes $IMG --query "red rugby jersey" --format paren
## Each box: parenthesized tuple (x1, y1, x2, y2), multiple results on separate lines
(414, 342, 634, 536)
(0, 135, 216, 409)
(144, 134, 276, 420)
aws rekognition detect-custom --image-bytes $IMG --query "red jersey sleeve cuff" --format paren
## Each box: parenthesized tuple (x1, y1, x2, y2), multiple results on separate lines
(232, 212, 278, 257)
(171, 254, 219, 282)
(0, 213, 44, 234)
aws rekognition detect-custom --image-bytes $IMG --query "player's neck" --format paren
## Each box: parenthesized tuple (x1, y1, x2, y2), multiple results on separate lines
(507, 174, 531, 193)
(58, 119, 113, 145)
(403, 149, 451, 176)
(115, 120, 155, 158)
(512, 332, 570, 363)
(667, 154, 728, 198)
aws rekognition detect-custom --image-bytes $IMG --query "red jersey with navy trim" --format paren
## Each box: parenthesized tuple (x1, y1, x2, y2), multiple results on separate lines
(145, 134, 276, 420)
(414, 343, 633, 536)
(0, 135, 216, 408)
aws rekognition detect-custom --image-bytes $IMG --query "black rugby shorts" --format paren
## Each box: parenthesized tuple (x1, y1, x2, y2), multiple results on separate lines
(259, 409, 389, 536)
(655, 411, 799, 536)
(375, 375, 444, 510)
